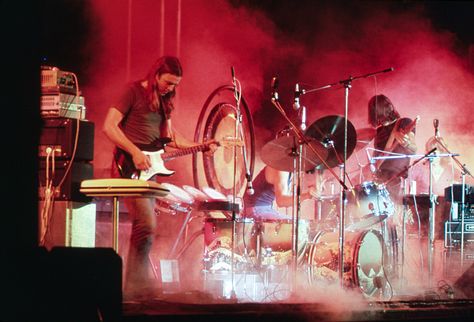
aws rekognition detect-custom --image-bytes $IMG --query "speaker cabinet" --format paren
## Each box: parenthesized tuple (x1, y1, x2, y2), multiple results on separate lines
(404, 194, 448, 239)
(47, 247, 122, 321)
(39, 201, 96, 249)
(39, 117, 95, 161)
(39, 160, 93, 202)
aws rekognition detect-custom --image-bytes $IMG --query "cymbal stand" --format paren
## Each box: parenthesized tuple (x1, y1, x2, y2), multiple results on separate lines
(302, 67, 394, 287)
(270, 80, 339, 293)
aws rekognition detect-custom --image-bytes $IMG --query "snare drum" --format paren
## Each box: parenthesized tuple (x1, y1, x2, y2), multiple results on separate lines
(346, 181, 394, 229)
(155, 183, 194, 214)
(307, 229, 385, 298)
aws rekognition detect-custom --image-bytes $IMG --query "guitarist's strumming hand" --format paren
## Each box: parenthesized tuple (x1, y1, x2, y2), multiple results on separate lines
(133, 149, 152, 172)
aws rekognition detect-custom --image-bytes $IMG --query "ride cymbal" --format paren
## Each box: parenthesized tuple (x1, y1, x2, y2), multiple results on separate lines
(305, 115, 357, 169)
(260, 135, 328, 172)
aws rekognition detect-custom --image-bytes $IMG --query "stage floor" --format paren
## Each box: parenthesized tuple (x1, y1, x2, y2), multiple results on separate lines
(120, 267, 474, 322)
(122, 297, 474, 322)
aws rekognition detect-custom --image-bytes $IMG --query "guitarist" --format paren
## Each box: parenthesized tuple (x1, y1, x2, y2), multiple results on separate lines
(103, 56, 216, 300)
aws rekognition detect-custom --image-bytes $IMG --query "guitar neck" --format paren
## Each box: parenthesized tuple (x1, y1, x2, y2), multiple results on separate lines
(161, 142, 213, 161)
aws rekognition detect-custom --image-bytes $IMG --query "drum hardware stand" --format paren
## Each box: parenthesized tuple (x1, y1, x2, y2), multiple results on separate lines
(168, 208, 196, 259)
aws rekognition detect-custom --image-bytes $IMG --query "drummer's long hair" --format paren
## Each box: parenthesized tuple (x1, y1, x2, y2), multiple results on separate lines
(368, 94, 400, 128)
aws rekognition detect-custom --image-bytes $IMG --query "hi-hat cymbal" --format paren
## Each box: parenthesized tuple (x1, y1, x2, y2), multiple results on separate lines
(305, 115, 357, 169)
(260, 135, 328, 172)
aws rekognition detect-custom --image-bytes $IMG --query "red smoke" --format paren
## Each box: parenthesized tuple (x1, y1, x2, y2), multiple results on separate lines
(81, 0, 473, 301)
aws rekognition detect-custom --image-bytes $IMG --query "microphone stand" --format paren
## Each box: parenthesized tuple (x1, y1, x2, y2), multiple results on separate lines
(229, 66, 246, 300)
(270, 86, 340, 295)
(433, 137, 473, 272)
(372, 149, 460, 287)
(300, 67, 394, 287)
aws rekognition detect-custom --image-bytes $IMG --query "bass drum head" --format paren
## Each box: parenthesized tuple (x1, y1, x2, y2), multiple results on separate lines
(308, 230, 385, 298)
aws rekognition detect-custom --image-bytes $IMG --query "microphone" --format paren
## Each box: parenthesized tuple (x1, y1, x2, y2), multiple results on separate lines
(367, 150, 377, 174)
(246, 174, 254, 195)
(369, 158, 377, 174)
(433, 119, 439, 138)
(271, 76, 279, 101)
(231, 66, 236, 82)
(293, 83, 302, 110)
(299, 106, 307, 131)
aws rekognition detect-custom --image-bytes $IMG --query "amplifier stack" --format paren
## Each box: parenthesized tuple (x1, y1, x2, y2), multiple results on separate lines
(38, 66, 96, 248)
(41, 66, 86, 120)
(444, 184, 474, 249)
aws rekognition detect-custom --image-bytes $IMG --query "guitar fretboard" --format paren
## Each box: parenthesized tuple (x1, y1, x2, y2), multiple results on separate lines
(161, 143, 211, 161)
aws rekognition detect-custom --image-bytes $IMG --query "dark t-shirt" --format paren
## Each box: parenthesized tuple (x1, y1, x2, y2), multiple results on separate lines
(115, 81, 165, 146)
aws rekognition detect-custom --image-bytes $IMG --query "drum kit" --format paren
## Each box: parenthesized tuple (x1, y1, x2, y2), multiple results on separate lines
(151, 109, 405, 300)
(258, 113, 399, 297)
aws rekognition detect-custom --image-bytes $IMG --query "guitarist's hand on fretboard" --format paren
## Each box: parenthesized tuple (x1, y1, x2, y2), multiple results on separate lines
(204, 141, 219, 156)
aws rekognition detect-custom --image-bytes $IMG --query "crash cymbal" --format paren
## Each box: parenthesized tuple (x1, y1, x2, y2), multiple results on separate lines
(305, 115, 357, 169)
(260, 135, 328, 172)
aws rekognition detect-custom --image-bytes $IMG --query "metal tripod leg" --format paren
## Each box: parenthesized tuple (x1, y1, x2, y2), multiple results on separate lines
(168, 210, 195, 259)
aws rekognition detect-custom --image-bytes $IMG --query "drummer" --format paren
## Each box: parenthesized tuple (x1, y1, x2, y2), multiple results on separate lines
(243, 128, 316, 222)
(368, 94, 418, 197)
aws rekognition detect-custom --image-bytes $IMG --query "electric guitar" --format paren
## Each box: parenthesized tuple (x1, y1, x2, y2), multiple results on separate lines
(114, 137, 242, 181)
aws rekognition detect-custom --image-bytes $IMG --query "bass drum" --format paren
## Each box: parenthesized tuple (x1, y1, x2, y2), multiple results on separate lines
(203, 218, 257, 272)
(307, 229, 386, 298)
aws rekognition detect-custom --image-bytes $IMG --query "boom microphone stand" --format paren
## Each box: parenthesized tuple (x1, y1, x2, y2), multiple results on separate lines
(372, 149, 458, 286)
(432, 130, 473, 272)
(270, 77, 342, 293)
(299, 67, 394, 286)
